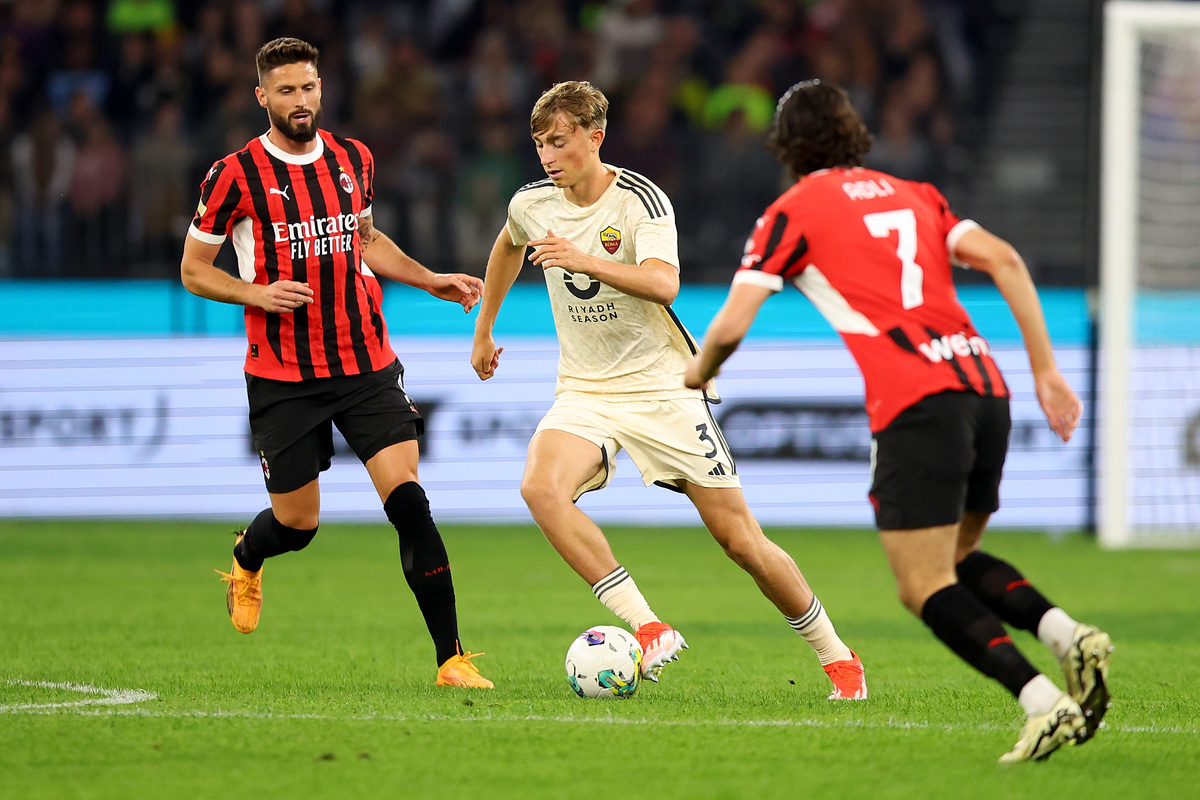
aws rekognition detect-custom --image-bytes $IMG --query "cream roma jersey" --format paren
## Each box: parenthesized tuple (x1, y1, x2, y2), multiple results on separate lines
(506, 165, 707, 398)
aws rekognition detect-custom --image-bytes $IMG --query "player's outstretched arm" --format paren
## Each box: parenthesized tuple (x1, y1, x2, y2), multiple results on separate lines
(180, 234, 313, 313)
(685, 282, 774, 389)
(953, 226, 1082, 442)
(471, 228, 527, 381)
(357, 214, 483, 312)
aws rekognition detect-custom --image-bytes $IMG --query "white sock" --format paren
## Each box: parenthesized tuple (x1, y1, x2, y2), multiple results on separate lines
(1017, 674, 1064, 716)
(1037, 607, 1079, 661)
(786, 596, 853, 666)
(592, 567, 659, 631)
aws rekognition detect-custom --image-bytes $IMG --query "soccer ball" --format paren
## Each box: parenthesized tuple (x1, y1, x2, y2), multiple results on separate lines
(564, 625, 643, 699)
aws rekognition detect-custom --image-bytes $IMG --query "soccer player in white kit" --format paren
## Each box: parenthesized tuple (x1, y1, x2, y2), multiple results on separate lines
(470, 80, 866, 698)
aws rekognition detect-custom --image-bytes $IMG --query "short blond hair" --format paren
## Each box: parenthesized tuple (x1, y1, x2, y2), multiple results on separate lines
(530, 81, 608, 136)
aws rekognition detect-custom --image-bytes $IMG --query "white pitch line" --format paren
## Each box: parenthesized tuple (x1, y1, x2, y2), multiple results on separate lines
(1, 679, 158, 712)
(1, 702, 1195, 736)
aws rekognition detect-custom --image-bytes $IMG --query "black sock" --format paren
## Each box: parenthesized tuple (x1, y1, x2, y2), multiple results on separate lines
(235, 508, 318, 572)
(384, 482, 459, 666)
(920, 584, 1041, 698)
(956, 551, 1054, 634)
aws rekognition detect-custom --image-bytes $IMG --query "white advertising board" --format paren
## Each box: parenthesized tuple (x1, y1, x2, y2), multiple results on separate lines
(0, 337, 1098, 528)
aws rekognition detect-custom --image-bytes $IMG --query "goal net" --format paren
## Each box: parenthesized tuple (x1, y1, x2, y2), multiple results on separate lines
(1100, 1, 1200, 547)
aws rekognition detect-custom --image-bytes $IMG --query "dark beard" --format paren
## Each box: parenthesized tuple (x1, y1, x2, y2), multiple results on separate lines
(268, 106, 321, 143)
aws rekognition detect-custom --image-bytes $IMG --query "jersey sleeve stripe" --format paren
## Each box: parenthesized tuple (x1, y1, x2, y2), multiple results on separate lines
(187, 226, 225, 245)
(617, 170, 667, 217)
(197, 160, 243, 238)
(516, 178, 553, 193)
(616, 178, 663, 219)
(780, 234, 809, 274)
(946, 219, 981, 267)
(759, 212, 789, 268)
(732, 270, 784, 292)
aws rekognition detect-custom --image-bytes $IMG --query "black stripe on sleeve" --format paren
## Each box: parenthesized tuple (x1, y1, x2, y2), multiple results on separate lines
(516, 178, 553, 193)
(760, 212, 789, 267)
(238, 149, 285, 369)
(196, 161, 242, 237)
(618, 170, 667, 217)
(779, 234, 809, 274)
(616, 178, 663, 219)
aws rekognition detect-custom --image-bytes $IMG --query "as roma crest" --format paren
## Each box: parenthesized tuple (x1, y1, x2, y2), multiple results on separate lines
(599, 225, 621, 255)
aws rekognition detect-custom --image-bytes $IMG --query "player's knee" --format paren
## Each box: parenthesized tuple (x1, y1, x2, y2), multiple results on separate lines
(275, 509, 320, 531)
(384, 481, 432, 528)
(718, 530, 767, 574)
(520, 475, 565, 517)
(899, 577, 950, 617)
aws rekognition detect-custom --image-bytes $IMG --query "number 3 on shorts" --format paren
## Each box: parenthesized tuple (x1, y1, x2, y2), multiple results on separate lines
(695, 423, 718, 459)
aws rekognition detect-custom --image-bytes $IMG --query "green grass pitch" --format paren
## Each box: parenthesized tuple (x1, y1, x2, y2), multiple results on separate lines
(1, 519, 1197, 799)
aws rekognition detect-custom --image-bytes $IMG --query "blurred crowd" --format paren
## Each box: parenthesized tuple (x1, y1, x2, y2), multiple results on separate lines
(0, 0, 1015, 282)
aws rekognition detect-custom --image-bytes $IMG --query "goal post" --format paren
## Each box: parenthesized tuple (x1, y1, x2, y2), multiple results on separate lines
(1100, 1, 1200, 548)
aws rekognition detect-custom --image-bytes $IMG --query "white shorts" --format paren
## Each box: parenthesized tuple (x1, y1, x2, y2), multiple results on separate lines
(534, 392, 741, 500)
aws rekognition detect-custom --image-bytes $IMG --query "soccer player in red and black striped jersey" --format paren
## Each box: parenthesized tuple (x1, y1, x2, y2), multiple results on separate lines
(686, 80, 1112, 762)
(180, 38, 493, 688)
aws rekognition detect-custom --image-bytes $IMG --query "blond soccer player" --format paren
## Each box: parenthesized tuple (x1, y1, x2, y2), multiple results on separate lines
(470, 80, 866, 698)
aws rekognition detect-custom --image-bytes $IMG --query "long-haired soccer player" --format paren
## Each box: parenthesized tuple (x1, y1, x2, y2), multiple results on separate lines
(180, 38, 493, 688)
(686, 80, 1112, 762)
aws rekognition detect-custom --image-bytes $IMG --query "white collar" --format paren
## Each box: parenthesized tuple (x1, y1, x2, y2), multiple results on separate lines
(259, 130, 325, 165)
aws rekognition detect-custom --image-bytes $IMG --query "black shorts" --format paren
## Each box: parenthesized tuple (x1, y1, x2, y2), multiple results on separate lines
(869, 390, 1010, 530)
(246, 360, 424, 494)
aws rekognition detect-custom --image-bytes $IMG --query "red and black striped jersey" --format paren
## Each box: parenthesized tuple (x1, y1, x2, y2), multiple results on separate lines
(733, 167, 1008, 432)
(189, 130, 397, 381)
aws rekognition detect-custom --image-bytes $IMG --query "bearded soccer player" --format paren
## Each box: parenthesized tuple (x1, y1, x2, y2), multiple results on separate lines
(470, 80, 866, 699)
(180, 38, 492, 688)
(686, 80, 1112, 761)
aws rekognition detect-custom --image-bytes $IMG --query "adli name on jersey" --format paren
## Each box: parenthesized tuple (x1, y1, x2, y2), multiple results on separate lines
(600, 225, 621, 254)
(841, 177, 896, 201)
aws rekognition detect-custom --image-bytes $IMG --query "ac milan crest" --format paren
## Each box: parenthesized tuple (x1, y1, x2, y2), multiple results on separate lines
(340, 171, 354, 194)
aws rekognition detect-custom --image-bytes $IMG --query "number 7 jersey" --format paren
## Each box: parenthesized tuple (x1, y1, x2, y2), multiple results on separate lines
(732, 166, 1008, 432)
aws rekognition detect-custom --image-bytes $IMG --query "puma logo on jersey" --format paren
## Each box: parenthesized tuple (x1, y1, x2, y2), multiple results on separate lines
(269, 186, 292, 200)
(918, 332, 991, 363)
